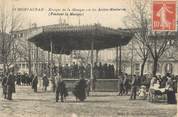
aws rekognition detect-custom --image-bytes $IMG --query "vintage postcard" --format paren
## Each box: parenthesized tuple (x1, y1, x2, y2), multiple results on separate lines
(0, 0, 177, 117)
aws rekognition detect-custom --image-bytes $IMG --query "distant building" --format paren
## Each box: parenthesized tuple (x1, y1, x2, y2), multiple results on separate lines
(12, 23, 177, 77)
(12, 23, 74, 76)
(0, 33, 11, 73)
(98, 34, 177, 76)
(12, 26, 49, 75)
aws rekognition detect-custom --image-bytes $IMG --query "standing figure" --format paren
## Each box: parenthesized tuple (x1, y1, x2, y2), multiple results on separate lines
(148, 76, 157, 102)
(42, 74, 49, 92)
(98, 62, 103, 78)
(130, 75, 138, 100)
(123, 74, 129, 95)
(74, 63, 79, 78)
(54, 73, 62, 92)
(85, 64, 91, 79)
(21, 73, 26, 85)
(2, 74, 7, 99)
(71, 62, 75, 78)
(166, 76, 177, 104)
(6, 73, 15, 100)
(86, 79, 91, 96)
(16, 73, 21, 85)
(56, 78, 68, 102)
(78, 63, 85, 79)
(29, 74, 34, 85)
(51, 76, 56, 92)
(93, 62, 99, 91)
(117, 75, 124, 96)
(32, 76, 38, 92)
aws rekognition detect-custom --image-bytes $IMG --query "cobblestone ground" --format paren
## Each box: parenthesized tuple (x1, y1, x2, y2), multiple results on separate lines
(0, 84, 177, 117)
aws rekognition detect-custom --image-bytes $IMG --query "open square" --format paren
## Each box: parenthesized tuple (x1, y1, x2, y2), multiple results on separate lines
(0, 85, 177, 117)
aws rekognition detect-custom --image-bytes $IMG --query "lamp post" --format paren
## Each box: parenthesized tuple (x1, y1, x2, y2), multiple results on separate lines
(115, 45, 119, 77)
(119, 45, 122, 75)
(90, 38, 94, 91)
(50, 40, 53, 79)
(131, 40, 134, 77)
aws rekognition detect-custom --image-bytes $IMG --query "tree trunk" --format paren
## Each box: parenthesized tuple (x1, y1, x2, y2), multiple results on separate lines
(3, 63, 6, 74)
(28, 60, 32, 75)
(28, 51, 32, 76)
(115, 46, 118, 77)
(140, 58, 147, 76)
(28, 42, 32, 76)
(152, 57, 158, 76)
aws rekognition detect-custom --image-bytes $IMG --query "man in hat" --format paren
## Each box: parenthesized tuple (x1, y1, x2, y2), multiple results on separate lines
(42, 74, 49, 92)
(130, 75, 138, 100)
(2, 74, 8, 99)
(32, 76, 38, 92)
(56, 77, 68, 102)
(6, 72, 15, 100)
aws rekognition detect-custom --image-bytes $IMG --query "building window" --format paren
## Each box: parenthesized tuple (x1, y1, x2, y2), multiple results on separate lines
(22, 64, 26, 69)
(135, 63, 140, 71)
(165, 63, 173, 74)
(16, 64, 20, 68)
(19, 33, 23, 38)
(13, 34, 17, 38)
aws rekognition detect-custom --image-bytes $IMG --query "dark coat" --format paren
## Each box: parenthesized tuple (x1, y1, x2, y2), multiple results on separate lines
(32, 77, 38, 89)
(118, 77, 124, 89)
(131, 76, 138, 86)
(6, 75, 15, 93)
(42, 76, 49, 87)
(166, 78, 177, 104)
(56, 80, 68, 97)
(73, 78, 87, 101)
(2, 76, 7, 94)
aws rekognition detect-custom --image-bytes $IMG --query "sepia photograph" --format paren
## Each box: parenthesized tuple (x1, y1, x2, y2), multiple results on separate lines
(0, 0, 177, 117)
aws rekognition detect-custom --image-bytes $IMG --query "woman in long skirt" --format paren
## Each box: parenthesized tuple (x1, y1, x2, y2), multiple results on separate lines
(166, 76, 177, 104)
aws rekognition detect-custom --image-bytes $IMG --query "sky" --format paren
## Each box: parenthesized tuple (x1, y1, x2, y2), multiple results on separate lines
(3, 0, 134, 29)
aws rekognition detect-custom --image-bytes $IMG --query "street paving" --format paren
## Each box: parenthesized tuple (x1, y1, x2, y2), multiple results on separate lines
(0, 85, 177, 117)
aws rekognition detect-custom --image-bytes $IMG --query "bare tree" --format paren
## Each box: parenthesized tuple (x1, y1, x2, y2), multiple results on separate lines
(146, 32, 174, 76)
(15, 36, 48, 76)
(124, 0, 175, 76)
(14, 37, 33, 75)
(124, 0, 150, 76)
(0, 0, 23, 73)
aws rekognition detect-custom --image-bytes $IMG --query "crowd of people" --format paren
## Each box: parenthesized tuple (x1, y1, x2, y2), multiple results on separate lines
(54, 73, 90, 102)
(58, 62, 115, 79)
(1, 73, 39, 100)
(0, 71, 177, 104)
(16, 73, 33, 86)
(0, 72, 90, 102)
(117, 73, 177, 104)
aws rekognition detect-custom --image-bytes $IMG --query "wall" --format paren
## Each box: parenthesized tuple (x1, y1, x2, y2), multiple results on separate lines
(62, 79, 118, 92)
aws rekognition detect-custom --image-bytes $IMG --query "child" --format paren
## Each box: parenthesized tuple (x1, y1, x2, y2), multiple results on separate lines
(138, 85, 147, 100)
